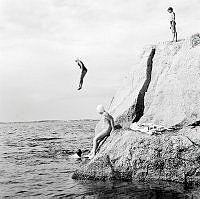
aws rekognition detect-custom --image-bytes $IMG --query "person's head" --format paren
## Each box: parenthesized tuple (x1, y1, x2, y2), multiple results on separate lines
(76, 149, 82, 157)
(75, 58, 79, 62)
(167, 7, 173, 13)
(96, 104, 105, 115)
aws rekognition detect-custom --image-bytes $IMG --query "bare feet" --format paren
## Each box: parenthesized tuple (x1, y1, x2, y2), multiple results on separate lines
(77, 86, 82, 90)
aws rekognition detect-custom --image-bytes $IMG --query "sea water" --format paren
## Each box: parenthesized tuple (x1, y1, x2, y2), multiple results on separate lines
(0, 120, 199, 198)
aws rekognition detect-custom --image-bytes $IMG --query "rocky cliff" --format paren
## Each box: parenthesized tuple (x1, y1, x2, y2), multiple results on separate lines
(72, 34, 200, 184)
(110, 33, 200, 128)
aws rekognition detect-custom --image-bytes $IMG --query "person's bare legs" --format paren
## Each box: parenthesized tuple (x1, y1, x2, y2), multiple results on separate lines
(171, 24, 177, 42)
(172, 32, 177, 42)
(96, 135, 109, 153)
(89, 130, 110, 159)
(78, 69, 87, 90)
(175, 32, 177, 42)
(87, 139, 100, 156)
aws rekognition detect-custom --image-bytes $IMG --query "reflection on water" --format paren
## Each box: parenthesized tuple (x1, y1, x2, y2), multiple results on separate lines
(0, 120, 199, 198)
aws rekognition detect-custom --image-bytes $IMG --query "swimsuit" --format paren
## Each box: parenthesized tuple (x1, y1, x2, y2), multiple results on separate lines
(170, 12, 176, 33)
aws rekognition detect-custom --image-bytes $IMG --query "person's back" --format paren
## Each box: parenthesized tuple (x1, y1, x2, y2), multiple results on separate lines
(102, 112, 113, 133)
(95, 111, 114, 135)
(88, 105, 114, 159)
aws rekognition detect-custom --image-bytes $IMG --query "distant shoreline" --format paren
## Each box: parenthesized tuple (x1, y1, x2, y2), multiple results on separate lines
(0, 119, 99, 124)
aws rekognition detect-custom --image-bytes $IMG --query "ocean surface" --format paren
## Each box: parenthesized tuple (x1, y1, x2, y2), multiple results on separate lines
(0, 120, 200, 199)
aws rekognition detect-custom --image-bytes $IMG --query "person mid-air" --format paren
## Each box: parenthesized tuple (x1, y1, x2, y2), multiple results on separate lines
(75, 59, 87, 90)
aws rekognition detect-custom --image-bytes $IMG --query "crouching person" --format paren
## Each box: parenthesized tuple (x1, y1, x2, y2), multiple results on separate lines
(88, 105, 114, 159)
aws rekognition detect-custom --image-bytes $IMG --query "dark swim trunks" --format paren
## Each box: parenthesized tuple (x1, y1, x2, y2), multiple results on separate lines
(170, 21, 176, 33)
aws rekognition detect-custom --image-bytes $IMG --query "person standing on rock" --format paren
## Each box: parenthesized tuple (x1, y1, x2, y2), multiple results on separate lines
(75, 58, 87, 90)
(87, 105, 115, 159)
(167, 7, 177, 42)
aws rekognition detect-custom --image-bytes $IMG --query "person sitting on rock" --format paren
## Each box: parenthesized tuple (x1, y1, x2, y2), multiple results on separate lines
(87, 105, 114, 159)
(167, 7, 177, 42)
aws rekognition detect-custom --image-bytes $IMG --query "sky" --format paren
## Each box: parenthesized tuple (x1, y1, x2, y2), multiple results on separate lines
(0, 0, 200, 122)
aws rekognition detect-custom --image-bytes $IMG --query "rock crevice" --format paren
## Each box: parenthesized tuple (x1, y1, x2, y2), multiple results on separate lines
(132, 48, 156, 123)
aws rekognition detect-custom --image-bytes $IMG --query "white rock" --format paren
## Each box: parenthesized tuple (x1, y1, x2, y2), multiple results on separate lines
(109, 34, 200, 128)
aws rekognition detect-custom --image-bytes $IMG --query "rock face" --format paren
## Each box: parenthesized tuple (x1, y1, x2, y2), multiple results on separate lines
(109, 34, 200, 128)
(73, 127, 200, 184)
(72, 34, 200, 184)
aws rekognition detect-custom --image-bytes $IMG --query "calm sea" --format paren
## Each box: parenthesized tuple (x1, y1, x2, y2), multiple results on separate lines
(0, 120, 199, 198)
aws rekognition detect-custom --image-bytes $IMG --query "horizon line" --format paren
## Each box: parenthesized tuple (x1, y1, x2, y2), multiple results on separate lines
(0, 119, 99, 124)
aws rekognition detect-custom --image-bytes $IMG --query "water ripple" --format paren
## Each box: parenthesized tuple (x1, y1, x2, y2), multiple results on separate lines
(0, 120, 199, 198)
